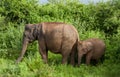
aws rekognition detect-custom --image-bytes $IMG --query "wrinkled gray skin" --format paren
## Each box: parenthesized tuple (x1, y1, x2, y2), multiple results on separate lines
(77, 38, 105, 66)
(16, 22, 79, 65)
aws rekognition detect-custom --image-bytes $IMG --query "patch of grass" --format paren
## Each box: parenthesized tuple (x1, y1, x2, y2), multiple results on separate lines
(0, 52, 120, 77)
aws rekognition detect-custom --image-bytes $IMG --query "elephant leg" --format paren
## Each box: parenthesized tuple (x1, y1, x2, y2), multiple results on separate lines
(70, 45, 77, 66)
(38, 40, 48, 64)
(95, 59, 99, 65)
(100, 54, 105, 63)
(62, 54, 69, 64)
(86, 52, 92, 65)
(78, 54, 83, 66)
(39, 48, 48, 63)
(69, 51, 75, 66)
(61, 49, 71, 64)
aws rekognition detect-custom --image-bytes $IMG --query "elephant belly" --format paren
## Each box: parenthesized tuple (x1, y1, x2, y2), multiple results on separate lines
(46, 39, 62, 53)
(45, 29, 63, 53)
(92, 50, 104, 59)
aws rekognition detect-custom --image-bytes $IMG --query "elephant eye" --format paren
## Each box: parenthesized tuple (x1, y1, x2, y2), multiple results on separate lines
(24, 31, 31, 38)
(83, 49, 85, 51)
(82, 48, 87, 52)
(25, 31, 28, 35)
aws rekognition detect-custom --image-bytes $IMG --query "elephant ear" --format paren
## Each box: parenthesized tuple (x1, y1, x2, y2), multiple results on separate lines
(77, 41, 83, 52)
(86, 42, 93, 51)
(32, 24, 42, 39)
(33, 25, 38, 38)
(78, 41, 83, 47)
(78, 41, 82, 44)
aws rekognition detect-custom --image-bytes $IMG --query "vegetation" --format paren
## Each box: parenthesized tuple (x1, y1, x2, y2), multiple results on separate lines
(0, 0, 120, 76)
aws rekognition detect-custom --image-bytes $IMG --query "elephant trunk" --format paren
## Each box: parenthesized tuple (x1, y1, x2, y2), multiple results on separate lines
(16, 38, 28, 63)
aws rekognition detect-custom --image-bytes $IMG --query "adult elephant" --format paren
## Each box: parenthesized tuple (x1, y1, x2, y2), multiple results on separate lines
(16, 22, 79, 65)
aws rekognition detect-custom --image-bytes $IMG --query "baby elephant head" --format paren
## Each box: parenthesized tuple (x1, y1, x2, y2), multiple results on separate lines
(77, 41, 93, 55)
(77, 41, 93, 66)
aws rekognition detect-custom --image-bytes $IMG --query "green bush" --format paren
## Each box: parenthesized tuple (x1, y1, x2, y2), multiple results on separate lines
(0, 23, 24, 58)
(0, 0, 40, 23)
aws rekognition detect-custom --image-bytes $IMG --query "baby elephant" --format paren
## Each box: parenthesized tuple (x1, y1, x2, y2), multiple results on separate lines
(77, 38, 105, 66)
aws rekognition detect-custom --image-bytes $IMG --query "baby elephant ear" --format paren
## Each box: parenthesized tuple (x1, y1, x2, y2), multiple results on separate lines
(78, 41, 82, 45)
(78, 41, 83, 47)
(86, 42, 93, 51)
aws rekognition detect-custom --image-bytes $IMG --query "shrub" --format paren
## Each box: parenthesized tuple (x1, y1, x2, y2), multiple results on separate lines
(0, 23, 24, 58)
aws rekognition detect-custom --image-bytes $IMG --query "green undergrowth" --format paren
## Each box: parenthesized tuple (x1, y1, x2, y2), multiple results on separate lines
(0, 52, 120, 77)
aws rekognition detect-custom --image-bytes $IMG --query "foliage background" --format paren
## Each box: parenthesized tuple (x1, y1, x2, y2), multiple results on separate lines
(0, 0, 120, 76)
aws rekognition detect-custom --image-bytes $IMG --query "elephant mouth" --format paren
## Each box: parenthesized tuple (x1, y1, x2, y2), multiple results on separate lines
(28, 37, 36, 43)
(29, 38, 36, 43)
(29, 40, 34, 43)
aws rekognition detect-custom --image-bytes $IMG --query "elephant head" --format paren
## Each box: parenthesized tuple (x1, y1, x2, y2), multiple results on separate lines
(77, 41, 93, 66)
(16, 24, 40, 63)
(23, 24, 38, 42)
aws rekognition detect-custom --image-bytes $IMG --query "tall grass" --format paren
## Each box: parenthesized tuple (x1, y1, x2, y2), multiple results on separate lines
(0, 56, 120, 77)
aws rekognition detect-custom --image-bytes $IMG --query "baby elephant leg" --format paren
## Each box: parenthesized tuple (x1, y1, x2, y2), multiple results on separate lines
(85, 52, 92, 65)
